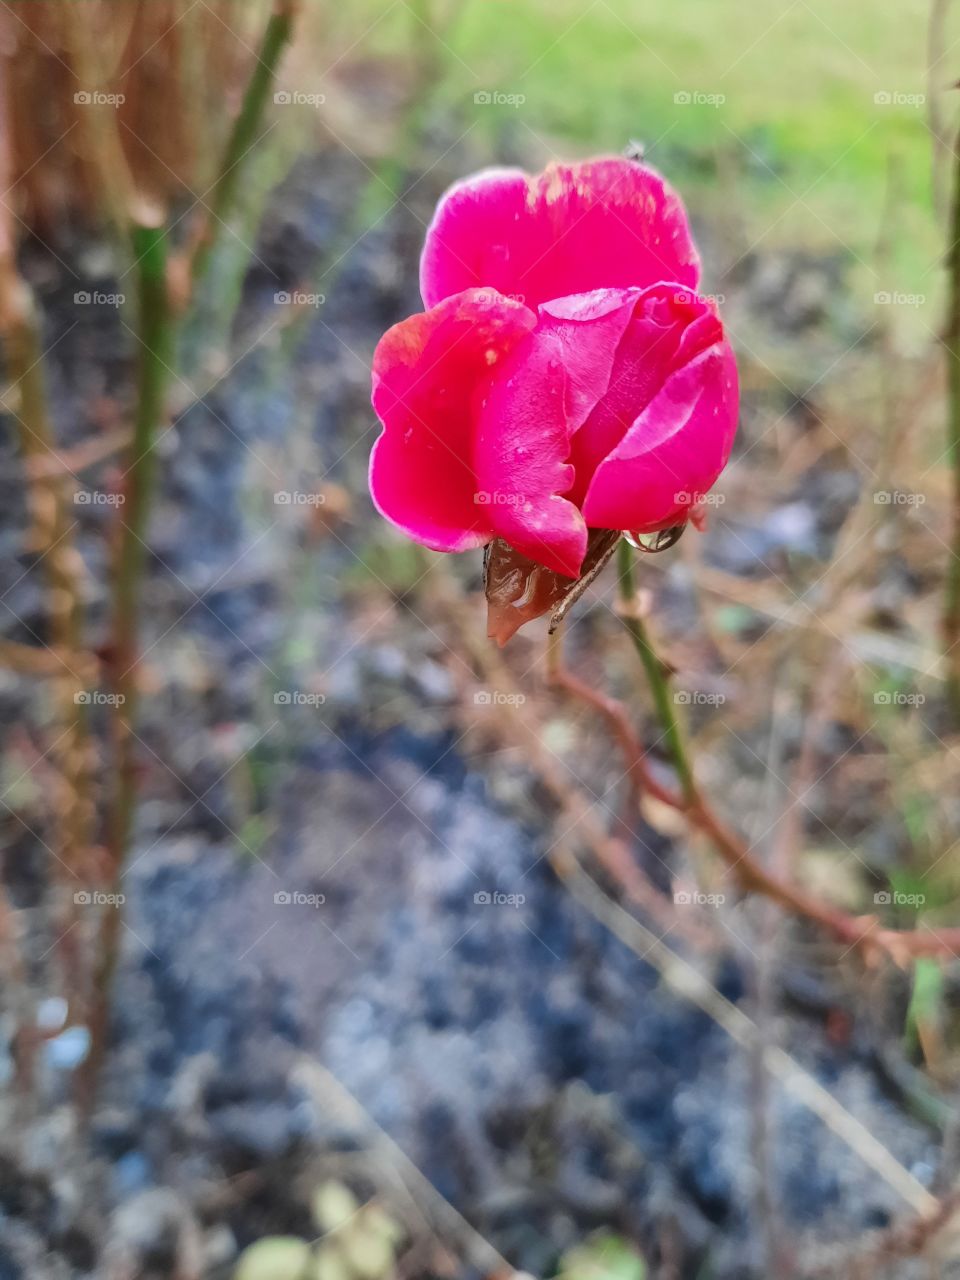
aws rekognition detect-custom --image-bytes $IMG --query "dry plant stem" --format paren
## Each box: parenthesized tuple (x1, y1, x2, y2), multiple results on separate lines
(79, 221, 172, 1118)
(945, 128, 960, 721)
(551, 539, 960, 959)
(549, 843, 938, 1216)
(430, 569, 944, 1217)
(187, 0, 299, 293)
(0, 268, 96, 1005)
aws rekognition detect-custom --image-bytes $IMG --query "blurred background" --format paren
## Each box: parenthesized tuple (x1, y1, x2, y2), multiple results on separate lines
(1, 1, 960, 1277)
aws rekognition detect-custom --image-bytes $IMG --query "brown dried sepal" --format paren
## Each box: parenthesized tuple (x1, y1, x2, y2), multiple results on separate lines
(483, 529, 622, 646)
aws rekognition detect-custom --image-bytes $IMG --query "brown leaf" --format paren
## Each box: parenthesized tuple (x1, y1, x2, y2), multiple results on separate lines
(483, 530, 621, 646)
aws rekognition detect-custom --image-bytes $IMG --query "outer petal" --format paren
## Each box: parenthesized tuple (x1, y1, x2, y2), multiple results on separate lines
(473, 289, 637, 577)
(420, 157, 700, 311)
(369, 289, 536, 552)
(582, 318, 739, 532)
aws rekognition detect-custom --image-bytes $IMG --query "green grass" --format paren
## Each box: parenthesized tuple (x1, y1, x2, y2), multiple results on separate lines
(332, 0, 945, 320)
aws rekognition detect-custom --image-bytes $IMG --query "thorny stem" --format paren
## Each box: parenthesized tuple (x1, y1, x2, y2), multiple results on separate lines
(944, 126, 960, 722)
(616, 537, 697, 803)
(79, 219, 172, 1118)
(188, 0, 299, 293)
(551, 537, 960, 961)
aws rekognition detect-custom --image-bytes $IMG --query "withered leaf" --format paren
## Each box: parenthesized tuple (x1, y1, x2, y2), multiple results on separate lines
(483, 529, 621, 646)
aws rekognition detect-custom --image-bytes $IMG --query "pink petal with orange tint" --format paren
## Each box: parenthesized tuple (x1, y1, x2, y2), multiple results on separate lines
(473, 289, 637, 577)
(369, 289, 536, 553)
(420, 157, 700, 312)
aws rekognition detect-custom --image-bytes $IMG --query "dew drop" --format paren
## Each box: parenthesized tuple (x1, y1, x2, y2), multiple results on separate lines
(625, 525, 686, 553)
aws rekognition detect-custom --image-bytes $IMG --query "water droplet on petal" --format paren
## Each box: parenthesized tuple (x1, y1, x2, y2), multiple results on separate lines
(625, 525, 686, 553)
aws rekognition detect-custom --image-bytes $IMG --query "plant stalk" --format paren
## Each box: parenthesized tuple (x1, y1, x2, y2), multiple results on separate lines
(616, 537, 697, 803)
(188, 0, 298, 293)
(79, 218, 172, 1117)
(944, 128, 960, 721)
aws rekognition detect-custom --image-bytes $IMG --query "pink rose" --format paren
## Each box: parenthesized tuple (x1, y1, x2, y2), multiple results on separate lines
(368, 156, 738, 610)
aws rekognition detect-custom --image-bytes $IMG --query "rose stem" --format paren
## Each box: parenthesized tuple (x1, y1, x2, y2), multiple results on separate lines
(616, 536, 697, 803)
(606, 538, 960, 956)
(943, 125, 960, 722)
(78, 214, 172, 1120)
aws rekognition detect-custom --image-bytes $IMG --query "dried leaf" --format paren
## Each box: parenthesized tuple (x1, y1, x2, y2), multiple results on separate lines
(484, 530, 620, 645)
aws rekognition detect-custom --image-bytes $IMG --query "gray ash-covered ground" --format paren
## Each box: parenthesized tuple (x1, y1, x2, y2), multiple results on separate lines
(0, 141, 947, 1278)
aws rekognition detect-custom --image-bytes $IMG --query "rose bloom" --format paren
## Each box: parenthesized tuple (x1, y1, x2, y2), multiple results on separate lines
(368, 156, 738, 641)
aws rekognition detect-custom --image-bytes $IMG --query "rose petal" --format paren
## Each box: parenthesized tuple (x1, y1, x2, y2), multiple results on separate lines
(567, 284, 721, 507)
(369, 289, 537, 553)
(420, 157, 700, 311)
(473, 289, 637, 577)
(582, 339, 739, 532)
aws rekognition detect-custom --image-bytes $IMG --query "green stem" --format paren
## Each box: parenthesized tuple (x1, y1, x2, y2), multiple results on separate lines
(79, 219, 171, 1118)
(190, 0, 297, 292)
(616, 537, 697, 804)
(944, 129, 960, 721)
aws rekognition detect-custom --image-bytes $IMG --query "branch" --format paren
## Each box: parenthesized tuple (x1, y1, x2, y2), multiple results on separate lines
(549, 538, 960, 962)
